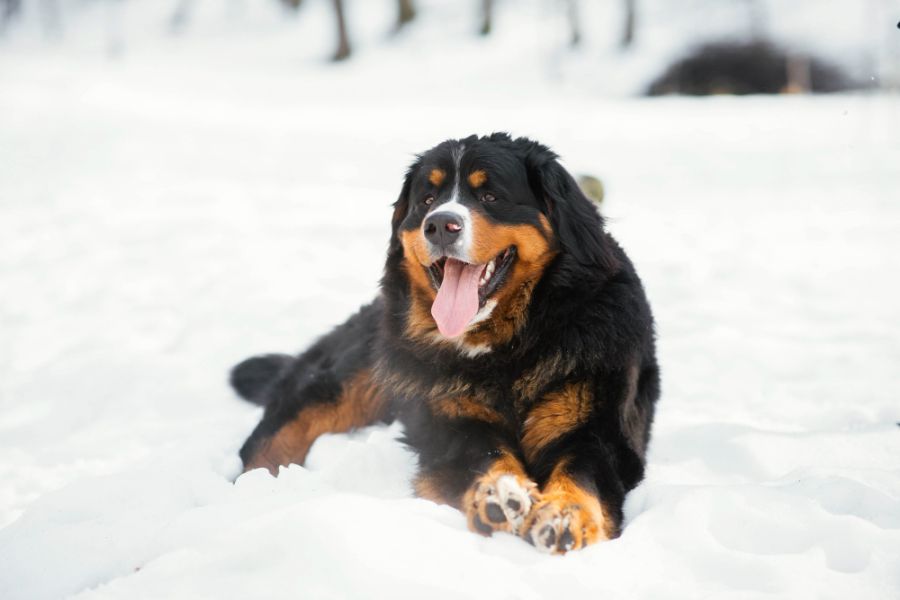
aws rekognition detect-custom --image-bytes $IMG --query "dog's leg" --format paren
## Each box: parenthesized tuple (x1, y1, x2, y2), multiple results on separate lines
(519, 371, 652, 553)
(405, 402, 538, 537)
(237, 302, 387, 475)
(520, 458, 617, 554)
(240, 368, 387, 474)
(459, 451, 541, 536)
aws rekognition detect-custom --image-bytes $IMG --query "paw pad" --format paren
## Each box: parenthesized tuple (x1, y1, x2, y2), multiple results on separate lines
(524, 497, 605, 554)
(466, 472, 538, 536)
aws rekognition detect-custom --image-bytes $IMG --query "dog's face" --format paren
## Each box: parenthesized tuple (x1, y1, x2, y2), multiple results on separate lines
(391, 135, 560, 351)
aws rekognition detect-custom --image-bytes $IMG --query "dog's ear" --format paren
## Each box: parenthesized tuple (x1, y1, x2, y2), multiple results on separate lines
(389, 158, 421, 251)
(519, 138, 614, 270)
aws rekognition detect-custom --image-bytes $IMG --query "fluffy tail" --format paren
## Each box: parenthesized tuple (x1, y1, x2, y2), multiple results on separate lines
(229, 353, 294, 406)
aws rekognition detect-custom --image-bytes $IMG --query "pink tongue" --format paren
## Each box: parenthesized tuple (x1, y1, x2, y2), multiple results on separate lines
(431, 258, 484, 338)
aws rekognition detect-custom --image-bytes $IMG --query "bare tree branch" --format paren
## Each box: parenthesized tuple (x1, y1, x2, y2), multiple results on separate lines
(620, 0, 636, 50)
(332, 0, 351, 61)
(395, 0, 415, 32)
(480, 0, 492, 36)
(566, 0, 581, 47)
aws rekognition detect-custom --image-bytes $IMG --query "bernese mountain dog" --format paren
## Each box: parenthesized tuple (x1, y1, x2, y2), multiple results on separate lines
(231, 133, 659, 554)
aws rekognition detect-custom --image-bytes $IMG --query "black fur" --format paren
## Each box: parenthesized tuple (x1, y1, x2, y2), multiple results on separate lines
(231, 354, 294, 405)
(237, 301, 385, 467)
(232, 134, 660, 546)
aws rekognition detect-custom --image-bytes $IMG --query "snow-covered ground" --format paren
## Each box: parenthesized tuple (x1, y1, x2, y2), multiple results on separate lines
(1, 2, 900, 599)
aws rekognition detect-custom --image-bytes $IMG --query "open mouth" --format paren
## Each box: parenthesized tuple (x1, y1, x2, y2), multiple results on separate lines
(426, 246, 517, 338)
(427, 246, 517, 308)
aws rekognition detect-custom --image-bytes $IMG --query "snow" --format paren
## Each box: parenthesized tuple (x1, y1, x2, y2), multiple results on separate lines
(1, 1, 900, 599)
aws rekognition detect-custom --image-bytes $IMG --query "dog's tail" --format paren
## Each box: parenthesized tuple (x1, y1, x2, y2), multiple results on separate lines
(229, 353, 294, 406)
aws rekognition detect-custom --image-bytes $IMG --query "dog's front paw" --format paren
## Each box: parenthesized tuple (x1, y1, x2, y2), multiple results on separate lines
(464, 472, 539, 536)
(523, 492, 611, 554)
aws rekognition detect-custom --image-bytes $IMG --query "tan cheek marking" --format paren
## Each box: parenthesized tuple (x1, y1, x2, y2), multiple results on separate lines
(400, 228, 432, 267)
(521, 382, 592, 464)
(398, 229, 442, 339)
(428, 168, 446, 186)
(468, 212, 553, 265)
(459, 212, 557, 347)
(468, 169, 487, 188)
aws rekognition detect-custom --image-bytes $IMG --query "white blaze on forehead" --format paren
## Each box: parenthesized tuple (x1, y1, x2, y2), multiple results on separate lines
(423, 141, 474, 262)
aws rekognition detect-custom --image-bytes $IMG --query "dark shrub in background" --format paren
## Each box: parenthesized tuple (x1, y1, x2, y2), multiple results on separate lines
(647, 40, 859, 96)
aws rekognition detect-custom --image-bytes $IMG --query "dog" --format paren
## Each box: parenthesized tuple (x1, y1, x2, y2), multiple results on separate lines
(231, 133, 659, 554)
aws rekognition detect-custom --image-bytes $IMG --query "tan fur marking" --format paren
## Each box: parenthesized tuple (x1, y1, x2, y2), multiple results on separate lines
(399, 228, 441, 341)
(468, 212, 552, 265)
(546, 461, 616, 542)
(243, 370, 387, 474)
(428, 168, 446, 186)
(467, 169, 487, 188)
(521, 382, 592, 463)
(430, 396, 504, 425)
(461, 452, 537, 534)
(461, 212, 556, 347)
(523, 459, 616, 553)
(399, 229, 432, 271)
(490, 452, 527, 475)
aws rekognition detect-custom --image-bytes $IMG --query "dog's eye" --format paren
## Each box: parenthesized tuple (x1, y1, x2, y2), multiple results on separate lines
(423, 195, 434, 206)
(480, 193, 496, 203)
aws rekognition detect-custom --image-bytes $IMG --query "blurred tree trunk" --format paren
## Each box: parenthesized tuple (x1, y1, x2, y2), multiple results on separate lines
(169, 0, 191, 33)
(395, 0, 415, 31)
(479, 0, 492, 36)
(39, 0, 62, 38)
(620, 0, 636, 49)
(566, 0, 581, 47)
(332, 0, 351, 61)
(1, 0, 21, 30)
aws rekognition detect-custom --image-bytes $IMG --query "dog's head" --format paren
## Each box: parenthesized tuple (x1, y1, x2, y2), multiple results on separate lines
(388, 133, 609, 352)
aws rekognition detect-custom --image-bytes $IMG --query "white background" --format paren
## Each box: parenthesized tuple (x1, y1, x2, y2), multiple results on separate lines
(1, 1, 899, 598)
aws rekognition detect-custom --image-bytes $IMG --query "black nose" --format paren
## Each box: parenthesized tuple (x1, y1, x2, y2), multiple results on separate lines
(423, 212, 463, 248)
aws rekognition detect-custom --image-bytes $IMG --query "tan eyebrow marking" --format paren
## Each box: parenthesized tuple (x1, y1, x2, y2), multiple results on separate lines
(468, 169, 487, 188)
(428, 168, 446, 186)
